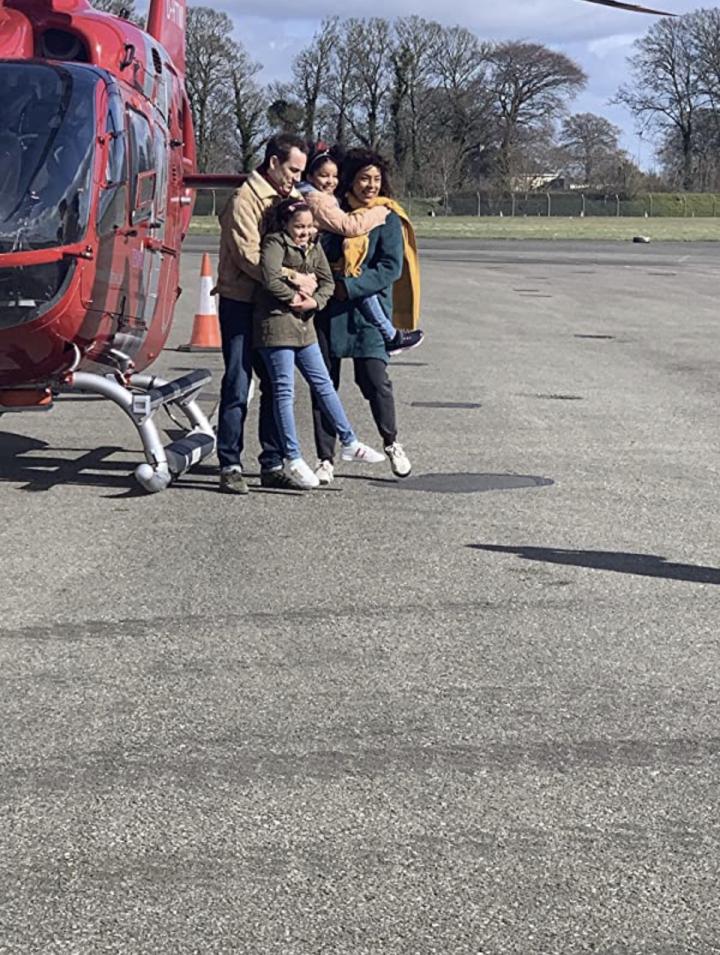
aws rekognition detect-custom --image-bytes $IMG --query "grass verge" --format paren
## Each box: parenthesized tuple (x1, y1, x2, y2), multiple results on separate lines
(189, 216, 720, 242)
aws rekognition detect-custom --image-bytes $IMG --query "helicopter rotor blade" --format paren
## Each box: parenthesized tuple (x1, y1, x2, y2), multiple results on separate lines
(580, 0, 676, 14)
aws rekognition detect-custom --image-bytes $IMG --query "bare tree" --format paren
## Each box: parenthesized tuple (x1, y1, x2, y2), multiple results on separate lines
(617, 17, 700, 191)
(431, 26, 488, 147)
(559, 112, 623, 185)
(321, 20, 358, 146)
(231, 55, 268, 172)
(487, 42, 586, 190)
(689, 9, 720, 115)
(389, 40, 411, 175)
(185, 8, 236, 171)
(511, 120, 565, 182)
(488, 42, 587, 190)
(658, 107, 720, 190)
(390, 17, 441, 189)
(427, 26, 496, 189)
(345, 18, 394, 149)
(420, 128, 466, 209)
(687, 6, 720, 186)
(292, 18, 336, 141)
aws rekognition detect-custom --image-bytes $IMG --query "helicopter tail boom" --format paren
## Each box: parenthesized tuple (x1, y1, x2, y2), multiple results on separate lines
(146, 0, 185, 73)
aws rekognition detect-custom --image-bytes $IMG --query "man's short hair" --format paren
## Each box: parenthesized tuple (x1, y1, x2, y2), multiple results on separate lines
(260, 133, 308, 171)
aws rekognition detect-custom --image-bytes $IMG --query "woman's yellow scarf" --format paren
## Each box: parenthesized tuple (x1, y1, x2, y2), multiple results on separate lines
(342, 194, 421, 331)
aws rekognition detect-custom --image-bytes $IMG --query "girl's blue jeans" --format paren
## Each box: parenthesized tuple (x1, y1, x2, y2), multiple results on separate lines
(359, 294, 396, 343)
(260, 343, 356, 460)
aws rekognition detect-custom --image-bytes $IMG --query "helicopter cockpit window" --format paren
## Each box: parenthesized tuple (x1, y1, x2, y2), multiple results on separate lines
(127, 109, 156, 224)
(0, 63, 97, 252)
(97, 89, 128, 235)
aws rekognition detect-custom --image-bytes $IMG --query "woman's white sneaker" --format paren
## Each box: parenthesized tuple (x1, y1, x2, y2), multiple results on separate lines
(286, 458, 320, 489)
(384, 442, 412, 477)
(341, 440, 385, 464)
(315, 460, 335, 485)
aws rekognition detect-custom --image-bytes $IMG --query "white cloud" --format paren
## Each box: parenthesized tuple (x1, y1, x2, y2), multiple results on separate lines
(587, 32, 637, 57)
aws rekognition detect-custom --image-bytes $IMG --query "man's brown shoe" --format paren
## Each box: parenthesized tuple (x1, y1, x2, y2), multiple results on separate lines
(219, 469, 249, 495)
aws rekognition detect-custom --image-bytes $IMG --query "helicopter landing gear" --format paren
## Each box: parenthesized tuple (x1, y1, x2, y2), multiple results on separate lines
(64, 369, 216, 493)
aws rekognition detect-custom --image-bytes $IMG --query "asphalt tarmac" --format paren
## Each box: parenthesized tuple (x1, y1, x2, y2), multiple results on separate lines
(1, 240, 719, 953)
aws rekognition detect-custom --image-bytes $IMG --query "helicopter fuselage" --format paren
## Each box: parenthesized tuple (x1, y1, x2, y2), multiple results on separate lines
(0, 0, 196, 389)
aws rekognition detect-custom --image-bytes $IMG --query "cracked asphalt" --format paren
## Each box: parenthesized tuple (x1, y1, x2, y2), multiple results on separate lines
(1, 240, 719, 954)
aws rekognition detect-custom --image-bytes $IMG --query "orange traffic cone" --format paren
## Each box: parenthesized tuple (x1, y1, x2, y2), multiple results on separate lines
(179, 252, 222, 351)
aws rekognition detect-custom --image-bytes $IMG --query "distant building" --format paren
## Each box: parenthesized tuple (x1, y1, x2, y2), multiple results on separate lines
(510, 172, 567, 192)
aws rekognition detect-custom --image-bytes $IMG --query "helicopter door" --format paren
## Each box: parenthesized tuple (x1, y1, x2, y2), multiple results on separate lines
(149, 123, 178, 337)
(91, 87, 128, 318)
(78, 82, 134, 360)
(126, 107, 161, 330)
(128, 108, 156, 228)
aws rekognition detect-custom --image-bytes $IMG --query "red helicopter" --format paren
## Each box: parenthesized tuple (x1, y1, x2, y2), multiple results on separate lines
(0, 0, 244, 491)
(0, 0, 673, 493)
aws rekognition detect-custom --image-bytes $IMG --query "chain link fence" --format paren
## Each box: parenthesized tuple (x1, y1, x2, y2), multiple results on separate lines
(193, 189, 720, 219)
(405, 191, 720, 219)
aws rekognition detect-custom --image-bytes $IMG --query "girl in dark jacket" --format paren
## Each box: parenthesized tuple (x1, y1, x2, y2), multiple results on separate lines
(255, 198, 385, 489)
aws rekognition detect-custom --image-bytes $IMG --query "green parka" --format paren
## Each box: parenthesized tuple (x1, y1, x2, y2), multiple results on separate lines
(254, 231, 335, 349)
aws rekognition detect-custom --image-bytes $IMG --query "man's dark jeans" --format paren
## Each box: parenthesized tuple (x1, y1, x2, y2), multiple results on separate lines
(216, 297, 283, 472)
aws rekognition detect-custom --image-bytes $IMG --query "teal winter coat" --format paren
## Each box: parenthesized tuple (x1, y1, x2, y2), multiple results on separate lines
(319, 211, 404, 362)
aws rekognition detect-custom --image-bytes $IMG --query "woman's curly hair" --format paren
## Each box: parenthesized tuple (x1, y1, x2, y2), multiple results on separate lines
(337, 148, 394, 200)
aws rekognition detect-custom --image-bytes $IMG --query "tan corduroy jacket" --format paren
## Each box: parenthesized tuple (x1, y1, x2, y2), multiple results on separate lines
(214, 171, 301, 303)
(303, 188, 388, 237)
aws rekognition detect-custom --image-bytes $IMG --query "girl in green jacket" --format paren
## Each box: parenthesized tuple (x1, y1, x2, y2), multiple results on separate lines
(255, 198, 385, 489)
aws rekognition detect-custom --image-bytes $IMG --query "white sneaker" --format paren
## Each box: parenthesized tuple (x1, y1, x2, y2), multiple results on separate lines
(385, 442, 412, 477)
(341, 440, 385, 464)
(315, 460, 335, 485)
(286, 458, 320, 489)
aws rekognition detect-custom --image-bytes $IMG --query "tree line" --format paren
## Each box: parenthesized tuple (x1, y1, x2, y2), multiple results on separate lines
(618, 8, 720, 192)
(184, 10, 647, 197)
(91, 0, 720, 195)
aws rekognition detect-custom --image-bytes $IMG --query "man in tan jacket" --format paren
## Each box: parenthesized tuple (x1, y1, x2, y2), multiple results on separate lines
(216, 133, 317, 494)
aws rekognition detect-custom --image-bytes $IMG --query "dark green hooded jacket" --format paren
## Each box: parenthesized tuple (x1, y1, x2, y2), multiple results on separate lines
(254, 231, 335, 348)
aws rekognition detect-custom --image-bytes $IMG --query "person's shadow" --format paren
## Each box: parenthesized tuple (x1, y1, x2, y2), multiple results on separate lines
(469, 544, 720, 585)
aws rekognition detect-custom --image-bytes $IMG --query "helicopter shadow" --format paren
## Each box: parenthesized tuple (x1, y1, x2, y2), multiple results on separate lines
(469, 543, 720, 586)
(0, 431, 218, 498)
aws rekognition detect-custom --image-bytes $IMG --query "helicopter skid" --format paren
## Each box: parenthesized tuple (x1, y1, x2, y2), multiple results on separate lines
(63, 370, 216, 493)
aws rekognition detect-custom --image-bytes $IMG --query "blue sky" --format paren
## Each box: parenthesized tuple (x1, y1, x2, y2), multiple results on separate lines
(208, 0, 700, 168)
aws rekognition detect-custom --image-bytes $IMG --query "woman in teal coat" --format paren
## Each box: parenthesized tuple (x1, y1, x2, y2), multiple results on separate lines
(312, 149, 413, 484)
